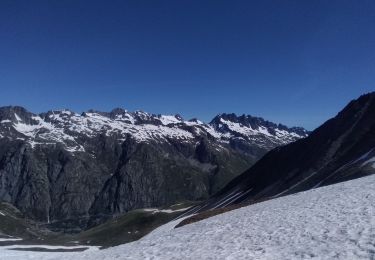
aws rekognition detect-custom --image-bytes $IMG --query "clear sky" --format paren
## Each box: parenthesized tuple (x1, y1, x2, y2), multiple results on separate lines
(0, 0, 374, 130)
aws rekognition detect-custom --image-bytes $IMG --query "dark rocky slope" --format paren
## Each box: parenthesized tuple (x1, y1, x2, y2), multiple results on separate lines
(189, 92, 375, 214)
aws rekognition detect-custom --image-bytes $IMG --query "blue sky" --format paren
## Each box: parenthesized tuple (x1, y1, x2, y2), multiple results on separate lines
(0, 0, 374, 130)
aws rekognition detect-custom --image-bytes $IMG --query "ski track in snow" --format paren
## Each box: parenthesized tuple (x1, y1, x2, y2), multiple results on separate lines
(1, 175, 375, 259)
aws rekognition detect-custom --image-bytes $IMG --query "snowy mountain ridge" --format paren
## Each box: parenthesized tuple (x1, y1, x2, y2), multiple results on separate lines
(0, 106, 308, 153)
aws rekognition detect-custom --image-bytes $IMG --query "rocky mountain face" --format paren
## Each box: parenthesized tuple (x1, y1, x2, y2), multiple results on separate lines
(0, 106, 307, 231)
(190, 92, 375, 214)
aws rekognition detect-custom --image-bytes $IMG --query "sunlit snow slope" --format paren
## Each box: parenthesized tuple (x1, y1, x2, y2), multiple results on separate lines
(2, 174, 374, 259)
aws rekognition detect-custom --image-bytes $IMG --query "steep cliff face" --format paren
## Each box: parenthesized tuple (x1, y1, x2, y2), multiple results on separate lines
(0, 106, 307, 231)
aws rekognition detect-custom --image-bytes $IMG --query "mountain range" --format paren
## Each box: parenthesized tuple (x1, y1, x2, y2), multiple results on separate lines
(0, 106, 307, 231)
(0, 92, 374, 255)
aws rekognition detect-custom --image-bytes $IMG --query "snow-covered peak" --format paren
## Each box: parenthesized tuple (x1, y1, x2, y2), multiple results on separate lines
(157, 115, 183, 125)
(0, 106, 35, 124)
(210, 113, 309, 145)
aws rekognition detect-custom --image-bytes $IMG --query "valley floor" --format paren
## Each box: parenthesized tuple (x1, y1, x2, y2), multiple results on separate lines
(1, 174, 375, 259)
